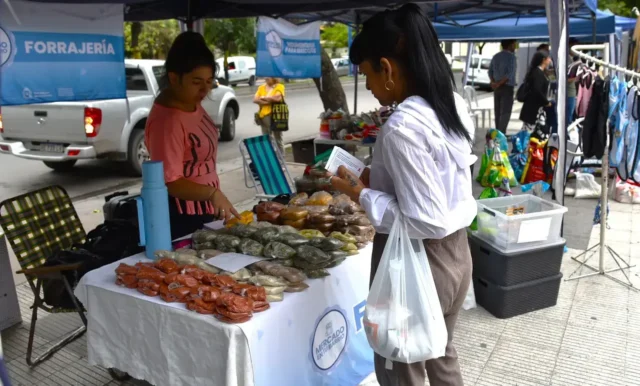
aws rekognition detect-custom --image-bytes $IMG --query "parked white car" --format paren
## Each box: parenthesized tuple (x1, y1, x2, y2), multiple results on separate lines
(216, 56, 256, 86)
(463, 54, 492, 89)
(0, 59, 239, 176)
(332, 57, 351, 77)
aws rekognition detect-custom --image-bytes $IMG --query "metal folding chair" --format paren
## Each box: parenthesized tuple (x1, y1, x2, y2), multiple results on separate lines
(239, 135, 295, 199)
(0, 186, 87, 367)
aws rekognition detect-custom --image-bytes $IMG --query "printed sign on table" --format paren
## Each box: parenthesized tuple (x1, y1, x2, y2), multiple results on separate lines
(0, 1, 125, 105)
(256, 17, 321, 79)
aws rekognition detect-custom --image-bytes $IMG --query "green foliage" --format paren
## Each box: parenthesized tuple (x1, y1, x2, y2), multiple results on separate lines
(203, 18, 257, 55)
(598, 0, 636, 16)
(321, 23, 349, 49)
(124, 20, 180, 59)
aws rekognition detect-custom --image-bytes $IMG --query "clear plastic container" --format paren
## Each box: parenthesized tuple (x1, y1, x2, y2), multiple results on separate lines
(475, 194, 568, 253)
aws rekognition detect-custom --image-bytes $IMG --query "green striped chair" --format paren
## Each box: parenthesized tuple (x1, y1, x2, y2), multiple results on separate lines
(239, 135, 294, 199)
(0, 186, 87, 367)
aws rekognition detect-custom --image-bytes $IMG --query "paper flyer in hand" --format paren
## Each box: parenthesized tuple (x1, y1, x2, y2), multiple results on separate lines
(325, 146, 366, 177)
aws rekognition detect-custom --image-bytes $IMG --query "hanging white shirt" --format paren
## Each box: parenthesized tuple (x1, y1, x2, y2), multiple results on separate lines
(359, 94, 478, 239)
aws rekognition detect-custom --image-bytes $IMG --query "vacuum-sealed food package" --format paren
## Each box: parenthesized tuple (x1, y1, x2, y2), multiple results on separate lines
(276, 233, 309, 247)
(280, 207, 309, 221)
(306, 191, 333, 206)
(136, 265, 166, 283)
(239, 238, 264, 257)
(116, 274, 138, 289)
(115, 263, 139, 276)
(263, 241, 296, 259)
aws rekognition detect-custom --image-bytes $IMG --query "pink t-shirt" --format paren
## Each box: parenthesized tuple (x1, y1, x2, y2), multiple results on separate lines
(145, 103, 220, 215)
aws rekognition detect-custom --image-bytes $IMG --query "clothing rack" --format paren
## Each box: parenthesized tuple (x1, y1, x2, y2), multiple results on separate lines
(566, 44, 638, 292)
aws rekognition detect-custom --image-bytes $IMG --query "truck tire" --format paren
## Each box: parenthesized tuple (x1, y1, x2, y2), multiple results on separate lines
(219, 106, 236, 142)
(126, 129, 147, 176)
(248, 76, 256, 86)
(43, 160, 76, 172)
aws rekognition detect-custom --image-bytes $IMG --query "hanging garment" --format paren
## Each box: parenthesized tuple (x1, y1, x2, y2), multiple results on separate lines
(581, 77, 609, 159)
(616, 84, 636, 181)
(625, 88, 640, 183)
(609, 78, 629, 167)
(576, 68, 595, 117)
(609, 83, 633, 168)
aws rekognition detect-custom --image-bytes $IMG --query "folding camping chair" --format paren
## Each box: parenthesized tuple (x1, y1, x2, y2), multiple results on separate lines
(239, 134, 295, 199)
(0, 186, 87, 367)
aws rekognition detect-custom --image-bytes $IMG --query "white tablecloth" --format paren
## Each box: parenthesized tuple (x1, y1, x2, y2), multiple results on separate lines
(75, 245, 374, 386)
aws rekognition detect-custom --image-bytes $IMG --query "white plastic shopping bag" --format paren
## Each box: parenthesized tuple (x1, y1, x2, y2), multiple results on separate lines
(363, 215, 448, 364)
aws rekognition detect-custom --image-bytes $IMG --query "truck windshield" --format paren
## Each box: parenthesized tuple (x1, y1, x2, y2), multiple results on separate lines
(153, 66, 166, 89)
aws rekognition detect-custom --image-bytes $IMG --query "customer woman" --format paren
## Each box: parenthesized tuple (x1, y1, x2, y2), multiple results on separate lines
(253, 77, 285, 154)
(145, 32, 239, 240)
(520, 51, 553, 131)
(330, 4, 476, 386)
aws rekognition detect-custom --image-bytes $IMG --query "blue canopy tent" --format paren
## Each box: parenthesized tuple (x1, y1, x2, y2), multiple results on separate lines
(433, 9, 617, 41)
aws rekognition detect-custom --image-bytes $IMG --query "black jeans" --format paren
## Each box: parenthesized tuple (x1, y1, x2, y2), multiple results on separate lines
(494, 85, 515, 134)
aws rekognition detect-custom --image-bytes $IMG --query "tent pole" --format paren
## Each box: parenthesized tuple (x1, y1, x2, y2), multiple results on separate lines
(353, 12, 360, 115)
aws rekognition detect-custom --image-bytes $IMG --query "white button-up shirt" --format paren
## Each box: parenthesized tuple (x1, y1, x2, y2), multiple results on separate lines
(359, 94, 478, 239)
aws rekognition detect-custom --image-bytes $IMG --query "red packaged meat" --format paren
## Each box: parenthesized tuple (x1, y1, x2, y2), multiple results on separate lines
(116, 274, 138, 289)
(216, 307, 252, 323)
(187, 297, 216, 314)
(156, 258, 180, 274)
(210, 275, 237, 289)
(196, 285, 221, 303)
(115, 263, 139, 276)
(137, 279, 159, 296)
(216, 292, 253, 314)
(181, 265, 207, 281)
(136, 265, 166, 283)
(252, 301, 270, 312)
(174, 274, 199, 288)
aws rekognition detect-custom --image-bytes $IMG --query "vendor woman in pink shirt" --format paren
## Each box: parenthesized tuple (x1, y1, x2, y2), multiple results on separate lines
(145, 32, 239, 239)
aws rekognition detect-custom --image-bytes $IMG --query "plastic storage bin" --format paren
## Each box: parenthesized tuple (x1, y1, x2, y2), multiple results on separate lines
(473, 273, 562, 319)
(475, 194, 567, 253)
(469, 231, 565, 286)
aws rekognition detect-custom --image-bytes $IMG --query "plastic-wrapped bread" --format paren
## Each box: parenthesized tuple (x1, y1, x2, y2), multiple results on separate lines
(249, 274, 289, 287)
(288, 192, 308, 206)
(280, 207, 309, 221)
(306, 191, 333, 206)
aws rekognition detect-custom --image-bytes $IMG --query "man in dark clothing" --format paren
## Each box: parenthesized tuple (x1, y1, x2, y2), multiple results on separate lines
(489, 39, 517, 134)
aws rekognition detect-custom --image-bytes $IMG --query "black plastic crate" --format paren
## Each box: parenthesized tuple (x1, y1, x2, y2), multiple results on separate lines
(469, 232, 565, 286)
(473, 273, 562, 319)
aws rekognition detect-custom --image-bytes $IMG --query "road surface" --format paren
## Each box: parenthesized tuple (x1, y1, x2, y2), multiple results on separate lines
(0, 75, 488, 201)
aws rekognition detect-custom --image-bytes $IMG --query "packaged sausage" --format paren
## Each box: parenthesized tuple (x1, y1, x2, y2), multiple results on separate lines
(116, 274, 138, 289)
(180, 265, 207, 281)
(306, 191, 333, 206)
(280, 207, 309, 221)
(252, 301, 271, 312)
(282, 218, 306, 229)
(136, 265, 166, 283)
(115, 263, 138, 276)
(156, 258, 180, 274)
(175, 248, 198, 256)
(197, 249, 225, 259)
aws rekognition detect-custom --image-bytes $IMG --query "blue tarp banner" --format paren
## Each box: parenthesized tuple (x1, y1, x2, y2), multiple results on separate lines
(256, 17, 321, 79)
(0, 1, 125, 106)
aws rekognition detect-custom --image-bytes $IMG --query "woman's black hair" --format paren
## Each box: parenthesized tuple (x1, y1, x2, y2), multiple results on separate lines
(526, 50, 549, 80)
(160, 31, 217, 89)
(349, 3, 471, 142)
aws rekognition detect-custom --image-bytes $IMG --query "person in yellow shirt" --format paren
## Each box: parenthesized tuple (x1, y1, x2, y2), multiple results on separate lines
(253, 77, 285, 153)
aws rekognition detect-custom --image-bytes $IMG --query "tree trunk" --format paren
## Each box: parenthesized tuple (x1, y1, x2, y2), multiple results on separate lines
(313, 49, 349, 114)
(477, 42, 486, 55)
(131, 22, 142, 59)
(223, 49, 230, 82)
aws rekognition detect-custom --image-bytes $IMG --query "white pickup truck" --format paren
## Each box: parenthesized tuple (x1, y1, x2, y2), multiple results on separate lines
(0, 59, 239, 176)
